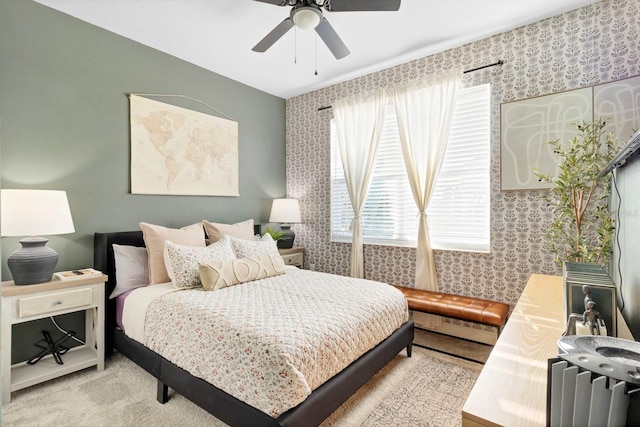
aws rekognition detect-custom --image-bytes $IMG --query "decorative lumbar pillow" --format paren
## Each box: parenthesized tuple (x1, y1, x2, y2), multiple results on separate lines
(139, 222, 206, 285)
(230, 233, 278, 258)
(202, 219, 254, 243)
(199, 252, 286, 291)
(164, 236, 236, 289)
(109, 244, 149, 299)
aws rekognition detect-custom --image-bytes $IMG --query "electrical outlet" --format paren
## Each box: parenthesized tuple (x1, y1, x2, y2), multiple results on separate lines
(309, 263, 315, 271)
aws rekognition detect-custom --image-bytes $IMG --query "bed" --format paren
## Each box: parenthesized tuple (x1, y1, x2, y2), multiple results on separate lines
(94, 228, 414, 427)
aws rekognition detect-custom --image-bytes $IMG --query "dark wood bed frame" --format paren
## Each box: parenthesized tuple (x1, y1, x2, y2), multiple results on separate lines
(94, 229, 414, 427)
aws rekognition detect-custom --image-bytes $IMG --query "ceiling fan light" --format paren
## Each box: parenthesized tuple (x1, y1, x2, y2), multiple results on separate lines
(292, 7, 322, 30)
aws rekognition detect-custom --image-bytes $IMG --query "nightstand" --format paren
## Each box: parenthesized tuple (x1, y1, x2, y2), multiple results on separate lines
(1, 274, 107, 404)
(279, 247, 304, 268)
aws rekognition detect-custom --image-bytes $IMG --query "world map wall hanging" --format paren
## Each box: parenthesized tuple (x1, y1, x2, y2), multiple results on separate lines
(129, 94, 239, 196)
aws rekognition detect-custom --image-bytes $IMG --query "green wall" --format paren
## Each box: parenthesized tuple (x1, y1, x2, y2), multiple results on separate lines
(0, 0, 286, 361)
(0, 0, 286, 275)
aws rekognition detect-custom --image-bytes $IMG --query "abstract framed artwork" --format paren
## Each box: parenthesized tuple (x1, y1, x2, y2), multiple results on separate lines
(594, 74, 640, 146)
(500, 75, 640, 191)
(500, 88, 592, 191)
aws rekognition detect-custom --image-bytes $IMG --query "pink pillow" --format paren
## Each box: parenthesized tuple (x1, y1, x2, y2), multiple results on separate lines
(139, 222, 205, 284)
(202, 219, 254, 243)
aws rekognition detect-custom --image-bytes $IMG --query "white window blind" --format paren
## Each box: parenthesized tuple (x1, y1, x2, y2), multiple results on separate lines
(330, 84, 490, 252)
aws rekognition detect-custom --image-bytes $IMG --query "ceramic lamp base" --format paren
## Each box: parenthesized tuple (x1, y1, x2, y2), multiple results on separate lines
(7, 236, 58, 285)
(277, 224, 295, 249)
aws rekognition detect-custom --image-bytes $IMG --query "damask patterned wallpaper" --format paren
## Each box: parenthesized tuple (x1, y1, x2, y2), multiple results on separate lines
(286, 0, 640, 306)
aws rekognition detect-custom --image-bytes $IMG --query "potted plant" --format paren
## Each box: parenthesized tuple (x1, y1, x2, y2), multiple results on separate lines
(262, 226, 285, 242)
(535, 120, 620, 267)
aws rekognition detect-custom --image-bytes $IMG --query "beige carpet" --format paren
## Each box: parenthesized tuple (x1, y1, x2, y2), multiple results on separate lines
(2, 347, 481, 427)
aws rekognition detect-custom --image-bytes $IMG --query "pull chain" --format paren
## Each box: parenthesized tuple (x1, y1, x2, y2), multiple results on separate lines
(294, 27, 297, 64)
(314, 33, 318, 76)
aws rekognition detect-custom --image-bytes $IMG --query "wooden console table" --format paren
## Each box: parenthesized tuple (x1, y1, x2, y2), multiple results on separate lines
(462, 274, 565, 426)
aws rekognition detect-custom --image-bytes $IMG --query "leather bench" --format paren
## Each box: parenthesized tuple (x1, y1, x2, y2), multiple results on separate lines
(391, 285, 510, 336)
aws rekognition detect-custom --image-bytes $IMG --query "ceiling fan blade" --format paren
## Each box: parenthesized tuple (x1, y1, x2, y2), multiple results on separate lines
(315, 18, 350, 59)
(252, 0, 289, 6)
(252, 18, 295, 52)
(326, 0, 401, 12)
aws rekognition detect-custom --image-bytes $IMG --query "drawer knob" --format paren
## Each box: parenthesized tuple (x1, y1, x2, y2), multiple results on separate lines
(52, 300, 63, 306)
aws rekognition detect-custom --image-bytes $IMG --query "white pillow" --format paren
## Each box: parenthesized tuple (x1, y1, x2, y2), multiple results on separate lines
(110, 244, 149, 299)
(230, 233, 278, 258)
(164, 236, 237, 289)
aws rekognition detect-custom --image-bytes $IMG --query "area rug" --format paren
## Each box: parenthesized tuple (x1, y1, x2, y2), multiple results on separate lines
(2, 347, 481, 426)
(413, 328, 493, 364)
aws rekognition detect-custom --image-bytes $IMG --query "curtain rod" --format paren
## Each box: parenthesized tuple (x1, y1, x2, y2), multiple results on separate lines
(317, 60, 504, 112)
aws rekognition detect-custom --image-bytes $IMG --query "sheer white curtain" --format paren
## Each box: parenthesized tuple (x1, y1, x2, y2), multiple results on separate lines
(393, 69, 462, 293)
(333, 91, 388, 278)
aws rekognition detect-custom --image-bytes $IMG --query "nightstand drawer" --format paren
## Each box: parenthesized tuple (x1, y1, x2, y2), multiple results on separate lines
(281, 252, 303, 267)
(18, 287, 93, 318)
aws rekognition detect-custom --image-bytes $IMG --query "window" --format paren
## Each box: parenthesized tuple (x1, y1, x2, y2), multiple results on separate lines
(330, 84, 490, 252)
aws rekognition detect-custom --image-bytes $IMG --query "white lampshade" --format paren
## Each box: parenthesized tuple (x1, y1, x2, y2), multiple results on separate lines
(292, 7, 322, 30)
(269, 198, 301, 224)
(1, 189, 75, 237)
(1, 189, 75, 285)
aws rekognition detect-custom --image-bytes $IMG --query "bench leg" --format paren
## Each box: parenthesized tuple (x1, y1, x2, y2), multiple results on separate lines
(496, 315, 508, 338)
(406, 343, 413, 357)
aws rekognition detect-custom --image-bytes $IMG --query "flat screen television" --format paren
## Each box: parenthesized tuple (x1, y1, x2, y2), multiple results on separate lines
(599, 128, 640, 177)
(608, 138, 640, 340)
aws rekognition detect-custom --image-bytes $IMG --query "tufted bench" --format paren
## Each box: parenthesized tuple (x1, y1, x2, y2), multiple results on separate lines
(391, 285, 510, 336)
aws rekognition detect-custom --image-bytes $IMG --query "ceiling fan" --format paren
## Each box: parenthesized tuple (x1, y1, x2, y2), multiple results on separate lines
(251, 0, 401, 60)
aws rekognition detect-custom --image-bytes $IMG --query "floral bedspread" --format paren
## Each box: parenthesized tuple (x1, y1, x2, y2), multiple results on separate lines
(142, 267, 408, 417)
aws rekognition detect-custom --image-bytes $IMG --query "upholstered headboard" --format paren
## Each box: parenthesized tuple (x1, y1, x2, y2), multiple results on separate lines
(94, 231, 145, 356)
(93, 224, 261, 356)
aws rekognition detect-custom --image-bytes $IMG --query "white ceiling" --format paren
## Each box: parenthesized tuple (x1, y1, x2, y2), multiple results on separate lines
(35, 0, 599, 99)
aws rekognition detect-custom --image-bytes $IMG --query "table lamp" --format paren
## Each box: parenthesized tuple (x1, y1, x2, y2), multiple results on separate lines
(1, 189, 75, 285)
(269, 198, 301, 249)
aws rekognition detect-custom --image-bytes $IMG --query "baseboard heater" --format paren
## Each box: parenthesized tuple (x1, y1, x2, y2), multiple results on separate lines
(547, 336, 640, 427)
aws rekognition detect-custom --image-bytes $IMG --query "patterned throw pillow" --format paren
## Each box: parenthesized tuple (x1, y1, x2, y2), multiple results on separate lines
(164, 236, 236, 289)
(230, 233, 278, 258)
(199, 253, 286, 291)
